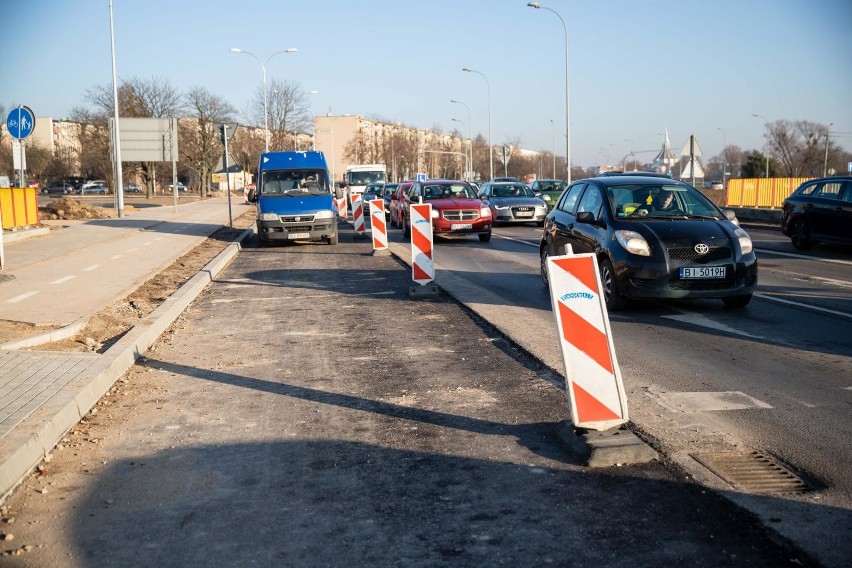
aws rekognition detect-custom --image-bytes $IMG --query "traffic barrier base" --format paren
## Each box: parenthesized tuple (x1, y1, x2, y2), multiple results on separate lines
(408, 282, 439, 299)
(553, 420, 658, 467)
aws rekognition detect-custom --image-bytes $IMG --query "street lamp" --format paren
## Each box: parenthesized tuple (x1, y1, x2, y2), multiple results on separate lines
(823, 122, 834, 176)
(229, 47, 298, 153)
(450, 99, 472, 180)
(752, 113, 770, 178)
(462, 68, 493, 181)
(550, 119, 556, 178)
(527, 2, 571, 183)
(308, 90, 318, 150)
(451, 118, 471, 180)
(717, 127, 727, 187)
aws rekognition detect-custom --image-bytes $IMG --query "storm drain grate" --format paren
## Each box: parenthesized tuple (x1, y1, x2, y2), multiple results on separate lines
(691, 451, 810, 494)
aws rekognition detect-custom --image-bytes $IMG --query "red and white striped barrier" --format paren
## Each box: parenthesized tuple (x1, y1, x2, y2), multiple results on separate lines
(369, 199, 388, 252)
(352, 193, 366, 235)
(546, 254, 628, 431)
(409, 203, 434, 285)
(335, 197, 348, 219)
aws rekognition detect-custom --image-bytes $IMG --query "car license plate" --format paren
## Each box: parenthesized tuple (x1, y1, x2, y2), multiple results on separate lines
(680, 266, 726, 279)
(515, 211, 533, 217)
(451, 224, 473, 230)
(288, 232, 310, 239)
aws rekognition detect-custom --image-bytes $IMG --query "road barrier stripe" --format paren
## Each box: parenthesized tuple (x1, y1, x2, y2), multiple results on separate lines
(369, 199, 388, 251)
(410, 203, 434, 285)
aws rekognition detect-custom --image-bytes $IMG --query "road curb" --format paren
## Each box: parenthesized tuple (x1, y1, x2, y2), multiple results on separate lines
(0, 228, 254, 505)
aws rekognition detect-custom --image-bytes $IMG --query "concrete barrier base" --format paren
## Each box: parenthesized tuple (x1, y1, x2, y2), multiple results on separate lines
(409, 283, 439, 299)
(554, 420, 658, 467)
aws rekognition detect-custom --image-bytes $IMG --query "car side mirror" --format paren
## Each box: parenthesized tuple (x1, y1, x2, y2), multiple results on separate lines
(723, 209, 740, 226)
(247, 188, 257, 202)
(576, 210, 605, 227)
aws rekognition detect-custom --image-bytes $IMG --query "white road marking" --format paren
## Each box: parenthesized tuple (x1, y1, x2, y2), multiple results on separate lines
(755, 247, 852, 267)
(756, 294, 852, 319)
(661, 313, 765, 339)
(109, 254, 123, 260)
(6, 291, 39, 303)
(82, 264, 100, 271)
(50, 276, 75, 285)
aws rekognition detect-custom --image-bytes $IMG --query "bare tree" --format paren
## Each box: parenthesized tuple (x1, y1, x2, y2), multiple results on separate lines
(83, 77, 184, 195)
(761, 120, 835, 177)
(246, 79, 311, 151)
(180, 86, 237, 197)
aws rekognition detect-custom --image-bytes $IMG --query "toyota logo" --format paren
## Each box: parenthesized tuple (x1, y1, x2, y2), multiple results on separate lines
(694, 243, 709, 255)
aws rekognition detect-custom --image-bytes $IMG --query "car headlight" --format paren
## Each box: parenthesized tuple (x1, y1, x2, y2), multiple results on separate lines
(542, 195, 552, 202)
(495, 204, 510, 210)
(614, 230, 651, 256)
(480, 207, 492, 217)
(735, 228, 753, 254)
(259, 212, 280, 221)
(431, 209, 439, 219)
(314, 209, 334, 219)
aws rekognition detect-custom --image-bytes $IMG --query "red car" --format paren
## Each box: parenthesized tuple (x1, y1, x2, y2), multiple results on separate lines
(389, 181, 415, 228)
(400, 180, 492, 242)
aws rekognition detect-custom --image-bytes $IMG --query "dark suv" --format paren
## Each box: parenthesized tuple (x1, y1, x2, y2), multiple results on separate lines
(539, 175, 757, 310)
(781, 176, 852, 250)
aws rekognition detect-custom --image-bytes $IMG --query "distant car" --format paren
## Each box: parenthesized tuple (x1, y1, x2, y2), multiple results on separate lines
(168, 182, 189, 192)
(705, 180, 725, 190)
(539, 175, 757, 310)
(597, 171, 672, 179)
(124, 183, 143, 193)
(382, 183, 399, 217)
(77, 181, 110, 195)
(400, 179, 491, 242)
(529, 179, 567, 210)
(362, 182, 385, 213)
(389, 181, 415, 228)
(780, 176, 852, 250)
(490, 176, 521, 183)
(477, 181, 548, 225)
(41, 181, 74, 195)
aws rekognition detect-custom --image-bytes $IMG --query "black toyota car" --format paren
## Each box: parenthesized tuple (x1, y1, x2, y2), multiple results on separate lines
(539, 175, 757, 310)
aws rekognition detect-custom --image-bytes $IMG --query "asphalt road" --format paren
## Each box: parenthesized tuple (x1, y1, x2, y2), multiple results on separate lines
(1, 224, 810, 567)
(383, 221, 851, 567)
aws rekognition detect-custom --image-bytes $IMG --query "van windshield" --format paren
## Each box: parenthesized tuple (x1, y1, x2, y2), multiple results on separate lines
(348, 171, 386, 185)
(260, 169, 329, 196)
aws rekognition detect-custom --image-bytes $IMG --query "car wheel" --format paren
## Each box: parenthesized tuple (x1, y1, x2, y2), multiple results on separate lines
(478, 231, 491, 243)
(327, 232, 339, 245)
(402, 215, 410, 238)
(722, 293, 752, 308)
(540, 247, 550, 288)
(537, 220, 545, 227)
(600, 258, 627, 311)
(789, 219, 812, 250)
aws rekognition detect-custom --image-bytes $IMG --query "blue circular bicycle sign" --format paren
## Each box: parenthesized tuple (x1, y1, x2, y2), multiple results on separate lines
(6, 106, 35, 140)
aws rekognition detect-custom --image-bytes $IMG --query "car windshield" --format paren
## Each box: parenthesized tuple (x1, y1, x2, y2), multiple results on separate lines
(607, 183, 722, 219)
(538, 180, 567, 192)
(364, 184, 384, 196)
(492, 184, 534, 198)
(260, 169, 329, 196)
(422, 183, 478, 200)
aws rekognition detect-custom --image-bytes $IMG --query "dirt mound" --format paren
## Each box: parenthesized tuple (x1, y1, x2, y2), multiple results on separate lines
(39, 198, 116, 221)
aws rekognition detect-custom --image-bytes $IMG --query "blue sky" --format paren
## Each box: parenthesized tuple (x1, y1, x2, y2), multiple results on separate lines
(3, 0, 851, 168)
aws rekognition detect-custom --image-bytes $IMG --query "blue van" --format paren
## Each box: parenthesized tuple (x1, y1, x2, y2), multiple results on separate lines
(249, 151, 338, 245)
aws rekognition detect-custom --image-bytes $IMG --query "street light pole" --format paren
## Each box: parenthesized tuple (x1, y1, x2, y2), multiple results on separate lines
(823, 122, 833, 176)
(308, 90, 318, 150)
(450, 99, 472, 180)
(451, 118, 471, 180)
(717, 126, 727, 187)
(527, 2, 571, 183)
(752, 113, 770, 178)
(462, 68, 493, 181)
(550, 119, 556, 178)
(229, 47, 298, 153)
